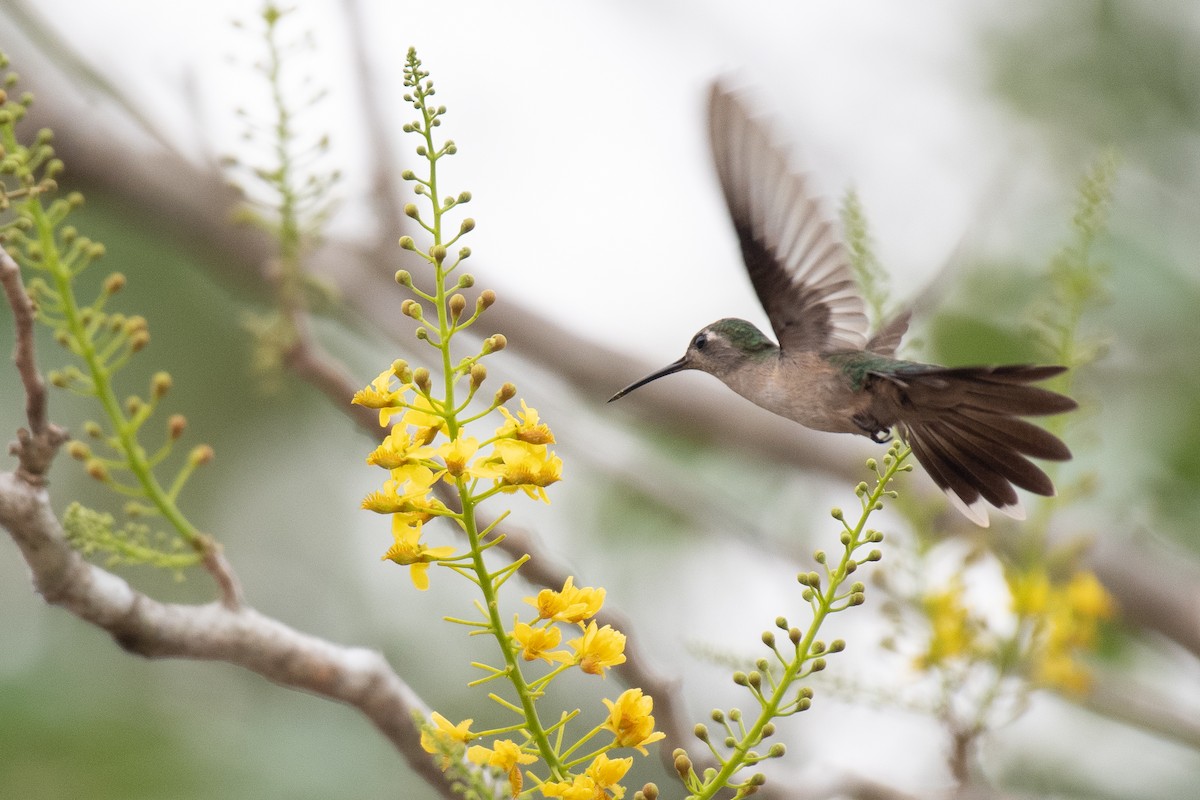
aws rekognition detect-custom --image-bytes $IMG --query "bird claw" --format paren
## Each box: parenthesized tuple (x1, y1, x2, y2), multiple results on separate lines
(853, 411, 893, 443)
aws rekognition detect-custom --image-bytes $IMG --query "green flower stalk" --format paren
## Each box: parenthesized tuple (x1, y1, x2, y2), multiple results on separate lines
(353, 49, 660, 799)
(676, 444, 909, 799)
(0, 52, 224, 585)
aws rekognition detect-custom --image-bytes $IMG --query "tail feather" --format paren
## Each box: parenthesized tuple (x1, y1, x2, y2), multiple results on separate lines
(885, 364, 1077, 526)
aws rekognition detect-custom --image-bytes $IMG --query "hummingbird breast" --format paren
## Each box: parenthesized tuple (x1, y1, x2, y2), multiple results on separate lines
(722, 351, 870, 435)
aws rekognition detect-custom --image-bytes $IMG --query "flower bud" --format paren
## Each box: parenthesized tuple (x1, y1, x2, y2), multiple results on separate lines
(103, 272, 126, 294)
(83, 420, 103, 438)
(401, 298, 423, 319)
(494, 382, 517, 404)
(429, 244, 447, 262)
(168, 414, 187, 440)
(130, 330, 150, 352)
(673, 752, 692, 781)
(125, 396, 144, 416)
(398, 236, 416, 251)
(457, 273, 474, 288)
(189, 444, 215, 465)
(638, 783, 659, 800)
(478, 289, 496, 309)
(85, 459, 109, 481)
(413, 367, 432, 394)
(459, 217, 475, 233)
(151, 371, 172, 399)
(469, 363, 486, 391)
(395, 269, 412, 286)
(448, 293, 466, 321)
(693, 723, 709, 741)
(67, 440, 90, 460)
(404, 203, 418, 218)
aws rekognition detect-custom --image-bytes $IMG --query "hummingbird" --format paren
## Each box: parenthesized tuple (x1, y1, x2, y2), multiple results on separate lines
(608, 83, 1077, 527)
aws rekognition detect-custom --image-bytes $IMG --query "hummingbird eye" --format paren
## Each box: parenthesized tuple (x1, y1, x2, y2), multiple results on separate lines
(693, 333, 708, 351)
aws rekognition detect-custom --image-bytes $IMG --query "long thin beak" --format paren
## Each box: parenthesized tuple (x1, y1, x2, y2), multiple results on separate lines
(607, 357, 689, 402)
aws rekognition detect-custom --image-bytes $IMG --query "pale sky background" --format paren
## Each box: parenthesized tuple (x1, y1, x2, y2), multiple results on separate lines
(22, 0, 1045, 362)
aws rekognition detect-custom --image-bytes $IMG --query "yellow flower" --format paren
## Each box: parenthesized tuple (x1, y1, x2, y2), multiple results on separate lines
(586, 753, 632, 797)
(1063, 571, 1115, 620)
(473, 439, 563, 503)
(352, 369, 411, 426)
(916, 582, 977, 668)
(527, 576, 605, 623)
(381, 518, 455, 590)
(402, 394, 448, 444)
(498, 400, 556, 444)
(362, 472, 444, 519)
(570, 621, 627, 676)
(1033, 648, 1093, 695)
(540, 775, 598, 800)
(602, 688, 665, 754)
(367, 427, 436, 471)
(437, 436, 480, 479)
(420, 711, 475, 770)
(467, 739, 537, 798)
(512, 622, 572, 664)
(1007, 566, 1051, 616)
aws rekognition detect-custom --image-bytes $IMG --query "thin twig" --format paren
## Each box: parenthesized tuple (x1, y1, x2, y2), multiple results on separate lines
(1, 248, 68, 484)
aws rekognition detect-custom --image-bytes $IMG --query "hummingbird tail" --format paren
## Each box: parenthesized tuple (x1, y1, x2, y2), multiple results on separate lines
(892, 365, 1077, 527)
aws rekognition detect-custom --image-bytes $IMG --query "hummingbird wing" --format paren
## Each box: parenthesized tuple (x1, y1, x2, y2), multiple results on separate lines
(708, 83, 870, 354)
(865, 310, 912, 356)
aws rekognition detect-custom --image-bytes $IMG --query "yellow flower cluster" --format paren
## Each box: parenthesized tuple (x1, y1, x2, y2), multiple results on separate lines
(540, 753, 633, 799)
(1008, 567, 1116, 694)
(915, 565, 1116, 695)
(419, 686, 662, 800)
(353, 366, 563, 590)
(515, 577, 627, 676)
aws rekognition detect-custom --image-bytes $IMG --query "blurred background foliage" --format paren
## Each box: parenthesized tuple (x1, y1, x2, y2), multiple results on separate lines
(2, 2, 1200, 799)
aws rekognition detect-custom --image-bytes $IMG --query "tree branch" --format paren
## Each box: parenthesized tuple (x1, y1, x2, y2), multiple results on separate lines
(0, 468, 455, 798)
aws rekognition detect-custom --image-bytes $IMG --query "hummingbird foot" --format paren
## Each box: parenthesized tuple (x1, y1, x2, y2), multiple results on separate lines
(852, 412, 893, 443)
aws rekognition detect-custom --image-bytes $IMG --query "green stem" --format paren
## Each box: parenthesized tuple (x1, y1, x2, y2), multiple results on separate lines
(29, 198, 202, 549)
(459, 486, 562, 777)
(692, 446, 910, 800)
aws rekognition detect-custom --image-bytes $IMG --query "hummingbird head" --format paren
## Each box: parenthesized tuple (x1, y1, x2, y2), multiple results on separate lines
(607, 318, 778, 402)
